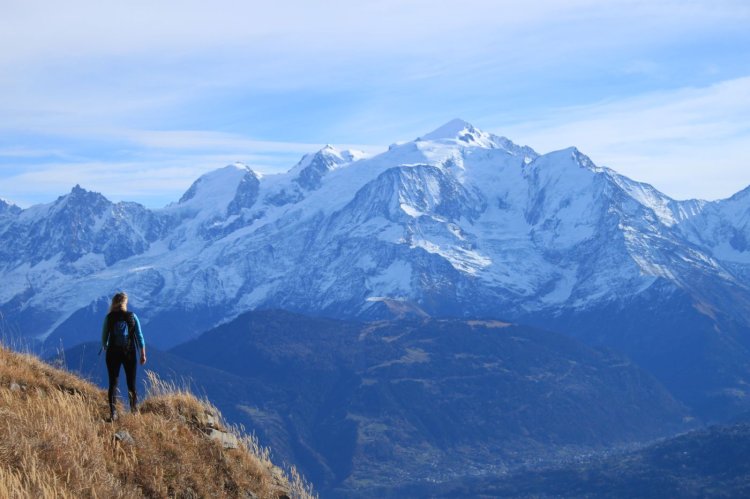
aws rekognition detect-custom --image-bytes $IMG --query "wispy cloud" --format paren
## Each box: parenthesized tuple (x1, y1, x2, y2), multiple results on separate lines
(119, 129, 380, 155)
(498, 76, 750, 200)
(0, 147, 71, 159)
(2, 155, 278, 209)
(0, 1, 748, 205)
(0, 129, 384, 208)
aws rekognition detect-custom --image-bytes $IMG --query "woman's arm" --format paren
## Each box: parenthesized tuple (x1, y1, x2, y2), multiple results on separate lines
(101, 316, 109, 349)
(133, 313, 147, 365)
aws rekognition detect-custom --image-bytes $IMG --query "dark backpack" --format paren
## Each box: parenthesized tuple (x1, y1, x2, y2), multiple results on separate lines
(107, 311, 137, 350)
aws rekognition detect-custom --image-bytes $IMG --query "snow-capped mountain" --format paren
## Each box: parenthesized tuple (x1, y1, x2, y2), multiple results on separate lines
(3, 119, 750, 419)
(0, 197, 21, 215)
(1, 119, 749, 342)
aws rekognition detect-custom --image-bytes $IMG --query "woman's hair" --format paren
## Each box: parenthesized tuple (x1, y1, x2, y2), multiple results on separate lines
(109, 292, 128, 313)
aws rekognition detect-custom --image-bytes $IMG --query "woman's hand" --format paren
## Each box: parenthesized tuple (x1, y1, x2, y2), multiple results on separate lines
(140, 349, 147, 365)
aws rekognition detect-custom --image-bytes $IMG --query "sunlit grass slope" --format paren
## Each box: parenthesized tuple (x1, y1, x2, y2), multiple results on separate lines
(0, 345, 315, 498)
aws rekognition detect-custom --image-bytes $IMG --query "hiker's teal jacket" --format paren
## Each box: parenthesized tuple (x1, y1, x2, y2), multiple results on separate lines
(101, 312, 145, 350)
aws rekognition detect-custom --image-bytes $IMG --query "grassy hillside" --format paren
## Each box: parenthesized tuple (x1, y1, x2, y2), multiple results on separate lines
(0, 345, 315, 498)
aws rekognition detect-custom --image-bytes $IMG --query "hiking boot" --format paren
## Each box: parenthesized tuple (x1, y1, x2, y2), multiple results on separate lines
(109, 409, 119, 422)
(128, 392, 138, 414)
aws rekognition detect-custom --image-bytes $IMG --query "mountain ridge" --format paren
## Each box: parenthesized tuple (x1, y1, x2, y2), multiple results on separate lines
(0, 120, 750, 328)
(2, 119, 750, 420)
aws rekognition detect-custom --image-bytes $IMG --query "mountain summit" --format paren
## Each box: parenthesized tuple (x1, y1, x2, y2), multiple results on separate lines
(421, 118, 479, 139)
(420, 118, 532, 152)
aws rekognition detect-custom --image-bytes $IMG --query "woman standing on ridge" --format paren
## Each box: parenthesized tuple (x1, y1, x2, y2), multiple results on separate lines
(101, 292, 147, 421)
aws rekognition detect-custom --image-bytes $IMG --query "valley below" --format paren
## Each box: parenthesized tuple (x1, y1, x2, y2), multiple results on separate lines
(60, 309, 695, 496)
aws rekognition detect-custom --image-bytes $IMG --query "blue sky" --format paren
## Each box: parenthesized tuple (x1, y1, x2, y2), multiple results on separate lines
(1, 0, 749, 207)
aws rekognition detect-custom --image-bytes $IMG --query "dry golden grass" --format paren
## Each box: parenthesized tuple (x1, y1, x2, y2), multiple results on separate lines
(0, 345, 316, 499)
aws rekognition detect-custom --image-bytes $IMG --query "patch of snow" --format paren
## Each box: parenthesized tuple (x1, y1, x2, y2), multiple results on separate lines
(400, 203, 424, 218)
(411, 239, 491, 275)
(368, 260, 413, 296)
(540, 268, 577, 304)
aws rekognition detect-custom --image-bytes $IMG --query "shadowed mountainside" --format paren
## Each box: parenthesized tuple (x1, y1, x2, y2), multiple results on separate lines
(64, 310, 693, 495)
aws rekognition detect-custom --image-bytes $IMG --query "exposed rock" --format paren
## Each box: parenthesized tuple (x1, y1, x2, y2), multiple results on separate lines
(114, 430, 135, 445)
(195, 410, 220, 430)
(9, 382, 20, 391)
(207, 428, 238, 449)
(271, 467, 285, 482)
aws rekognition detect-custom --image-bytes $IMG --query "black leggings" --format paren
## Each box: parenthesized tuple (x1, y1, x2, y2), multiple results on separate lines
(106, 347, 138, 411)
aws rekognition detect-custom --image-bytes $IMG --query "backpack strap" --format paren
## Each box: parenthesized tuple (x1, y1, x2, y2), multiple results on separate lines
(106, 312, 114, 336)
(124, 311, 137, 350)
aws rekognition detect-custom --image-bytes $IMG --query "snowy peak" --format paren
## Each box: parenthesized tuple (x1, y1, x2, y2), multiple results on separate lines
(50, 185, 112, 217)
(0, 197, 21, 216)
(419, 118, 500, 148)
(171, 163, 263, 236)
(291, 145, 351, 173)
(532, 147, 600, 172)
(178, 163, 254, 208)
(421, 118, 479, 141)
(64, 184, 105, 200)
(339, 148, 368, 163)
(0, 183, 157, 268)
(419, 118, 537, 159)
(523, 148, 603, 207)
(292, 145, 357, 191)
(227, 166, 261, 216)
